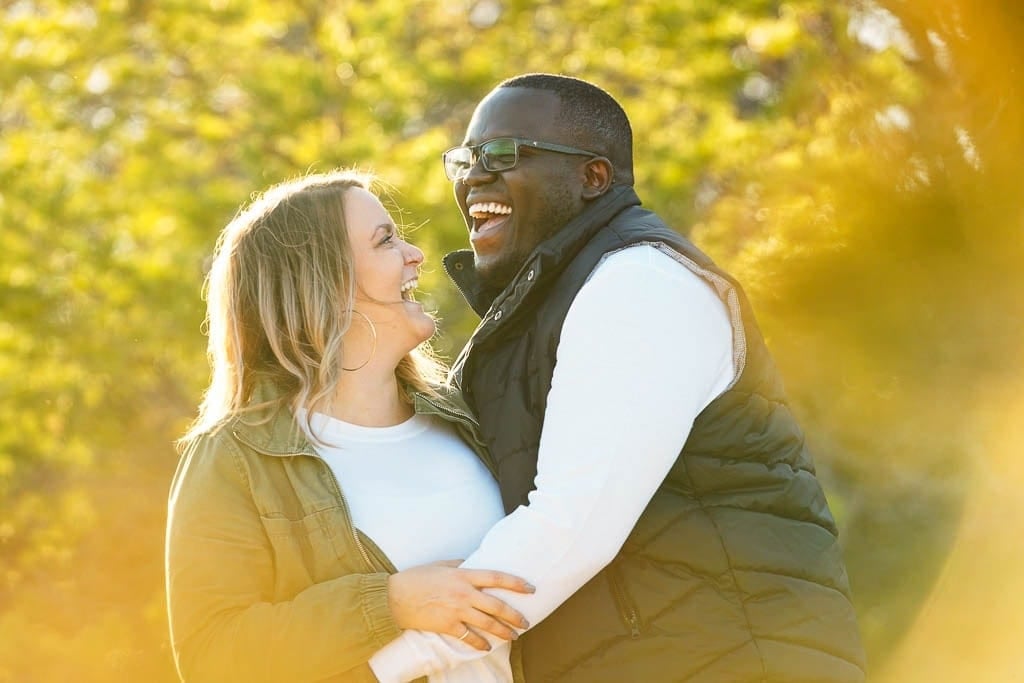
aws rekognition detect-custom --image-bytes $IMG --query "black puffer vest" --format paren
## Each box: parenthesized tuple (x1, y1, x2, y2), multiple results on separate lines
(445, 186, 866, 682)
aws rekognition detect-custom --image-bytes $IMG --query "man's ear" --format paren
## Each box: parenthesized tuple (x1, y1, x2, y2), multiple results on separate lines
(581, 157, 614, 199)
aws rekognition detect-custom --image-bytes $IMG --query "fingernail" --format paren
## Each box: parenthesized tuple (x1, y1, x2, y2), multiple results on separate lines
(521, 620, 530, 629)
(525, 583, 536, 592)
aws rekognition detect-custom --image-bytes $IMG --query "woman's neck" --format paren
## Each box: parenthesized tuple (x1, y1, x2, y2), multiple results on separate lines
(326, 369, 413, 427)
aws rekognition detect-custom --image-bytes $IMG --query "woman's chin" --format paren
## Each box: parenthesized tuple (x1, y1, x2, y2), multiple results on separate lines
(406, 311, 436, 346)
(417, 317, 438, 343)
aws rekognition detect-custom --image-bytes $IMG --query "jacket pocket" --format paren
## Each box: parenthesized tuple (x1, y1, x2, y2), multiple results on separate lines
(261, 510, 353, 598)
(605, 562, 641, 638)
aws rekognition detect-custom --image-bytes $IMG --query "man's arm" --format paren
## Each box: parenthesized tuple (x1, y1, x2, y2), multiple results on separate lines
(370, 245, 736, 681)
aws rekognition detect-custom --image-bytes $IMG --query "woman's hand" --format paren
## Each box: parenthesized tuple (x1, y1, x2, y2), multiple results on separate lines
(387, 560, 534, 651)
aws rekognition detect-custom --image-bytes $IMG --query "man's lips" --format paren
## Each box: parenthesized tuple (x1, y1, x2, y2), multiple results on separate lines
(468, 201, 512, 251)
(470, 214, 509, 251)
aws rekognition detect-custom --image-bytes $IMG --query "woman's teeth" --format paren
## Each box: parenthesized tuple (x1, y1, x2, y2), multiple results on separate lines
(400, 278, 418, 301)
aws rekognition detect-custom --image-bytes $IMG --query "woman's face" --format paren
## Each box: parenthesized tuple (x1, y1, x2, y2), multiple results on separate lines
(343, 187, 435, 352)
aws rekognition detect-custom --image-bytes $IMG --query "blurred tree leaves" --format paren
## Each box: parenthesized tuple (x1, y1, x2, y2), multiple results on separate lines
(1, 0, 1021, 680)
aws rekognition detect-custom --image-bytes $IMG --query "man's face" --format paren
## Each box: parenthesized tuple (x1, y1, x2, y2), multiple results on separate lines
(454, 87, 590, 293)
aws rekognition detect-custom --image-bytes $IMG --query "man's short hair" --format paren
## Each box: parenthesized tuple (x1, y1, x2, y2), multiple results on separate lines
(499, 73, 634, 185)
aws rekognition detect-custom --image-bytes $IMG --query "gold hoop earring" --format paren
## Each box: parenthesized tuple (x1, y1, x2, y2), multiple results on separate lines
(342, 310, 377, 371)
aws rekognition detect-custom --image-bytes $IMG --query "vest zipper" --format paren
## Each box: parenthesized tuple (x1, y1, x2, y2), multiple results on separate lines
(443, 257, 476, 309)
(606, 564, 642, 638)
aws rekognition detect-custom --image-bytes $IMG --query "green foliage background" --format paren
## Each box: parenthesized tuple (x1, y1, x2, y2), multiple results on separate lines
(2, 1, 1022, 680)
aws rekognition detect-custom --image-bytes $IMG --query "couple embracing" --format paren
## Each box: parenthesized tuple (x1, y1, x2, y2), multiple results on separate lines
(166, 73, 865, 683)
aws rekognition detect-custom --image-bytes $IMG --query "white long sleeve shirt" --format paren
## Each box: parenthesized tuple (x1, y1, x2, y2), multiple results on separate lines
(370, 244, 737, 682)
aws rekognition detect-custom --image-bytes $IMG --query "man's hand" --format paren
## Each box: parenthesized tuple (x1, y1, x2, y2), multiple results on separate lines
(387, 560, 534, 651)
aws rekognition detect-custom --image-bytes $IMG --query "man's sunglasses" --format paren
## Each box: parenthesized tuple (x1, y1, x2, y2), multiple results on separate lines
(442, 137, 600, 181)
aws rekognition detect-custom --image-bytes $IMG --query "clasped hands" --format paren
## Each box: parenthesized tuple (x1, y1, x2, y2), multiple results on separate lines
(387, 560, 534, 651)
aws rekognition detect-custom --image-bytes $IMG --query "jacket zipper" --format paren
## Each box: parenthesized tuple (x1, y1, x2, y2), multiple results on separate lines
(324, 467, 375, 571)
(417, 394, 497, 478)
(418, 393, 479, 427)
(606, 564, 641, 638)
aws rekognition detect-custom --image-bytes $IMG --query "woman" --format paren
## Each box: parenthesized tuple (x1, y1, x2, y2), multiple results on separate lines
(166, 170, 530, 683)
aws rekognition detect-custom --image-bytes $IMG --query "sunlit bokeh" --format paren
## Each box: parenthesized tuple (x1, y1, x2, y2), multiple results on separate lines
(1, 1, 1021, 680)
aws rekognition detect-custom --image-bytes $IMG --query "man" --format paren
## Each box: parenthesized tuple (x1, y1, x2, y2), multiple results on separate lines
(371, 74, 865, 682)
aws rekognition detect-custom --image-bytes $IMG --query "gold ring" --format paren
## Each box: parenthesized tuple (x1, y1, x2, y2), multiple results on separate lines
(457, 626, 471, 641)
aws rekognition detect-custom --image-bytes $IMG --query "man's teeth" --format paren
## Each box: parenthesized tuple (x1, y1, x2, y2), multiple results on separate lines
(469, 202, 512, 219)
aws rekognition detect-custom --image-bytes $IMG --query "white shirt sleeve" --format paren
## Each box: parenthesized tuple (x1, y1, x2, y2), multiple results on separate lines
(369, 245, 736, 682)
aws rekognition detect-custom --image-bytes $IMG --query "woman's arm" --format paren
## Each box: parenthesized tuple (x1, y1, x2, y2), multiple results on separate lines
(166, 433, 395, 682)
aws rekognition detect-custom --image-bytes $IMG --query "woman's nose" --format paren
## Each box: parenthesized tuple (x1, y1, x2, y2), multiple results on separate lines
(404, 241, 424, 266)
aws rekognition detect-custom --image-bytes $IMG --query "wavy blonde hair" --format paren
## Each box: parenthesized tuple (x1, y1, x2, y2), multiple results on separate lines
(182, 169, 445, 444)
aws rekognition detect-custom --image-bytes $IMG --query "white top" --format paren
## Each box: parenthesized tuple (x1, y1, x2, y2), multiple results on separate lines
(301, 411, 511, 682)
(370, 244, 738, 682)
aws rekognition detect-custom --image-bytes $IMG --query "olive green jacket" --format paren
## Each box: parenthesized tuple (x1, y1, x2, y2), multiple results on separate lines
(165, 385, 521, 683)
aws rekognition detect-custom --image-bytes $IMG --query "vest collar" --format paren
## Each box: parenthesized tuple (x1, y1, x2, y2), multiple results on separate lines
(444, 185, 642, 317)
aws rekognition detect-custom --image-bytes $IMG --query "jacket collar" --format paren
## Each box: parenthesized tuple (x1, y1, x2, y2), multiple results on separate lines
(443, 185, 642, 316)
(227, 383, 313, 457)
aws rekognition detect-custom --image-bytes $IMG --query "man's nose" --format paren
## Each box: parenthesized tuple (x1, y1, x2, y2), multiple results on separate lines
(460, 159, 497, 186)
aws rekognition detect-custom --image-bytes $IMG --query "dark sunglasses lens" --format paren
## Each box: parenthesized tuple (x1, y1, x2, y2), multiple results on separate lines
(481, 138, 518, 172)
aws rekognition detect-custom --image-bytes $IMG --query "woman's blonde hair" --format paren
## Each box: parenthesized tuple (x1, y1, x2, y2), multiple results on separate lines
(182, 169, 444, 444)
